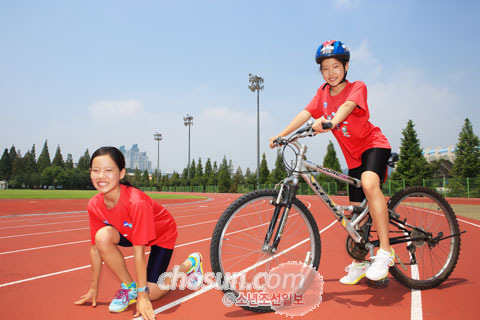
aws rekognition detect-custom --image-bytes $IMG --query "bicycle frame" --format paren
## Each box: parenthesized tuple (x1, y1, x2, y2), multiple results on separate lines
(280, 139, 370, 244)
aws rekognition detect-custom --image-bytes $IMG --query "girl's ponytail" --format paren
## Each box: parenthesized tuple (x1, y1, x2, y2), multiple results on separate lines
(120, 179, 133, 187)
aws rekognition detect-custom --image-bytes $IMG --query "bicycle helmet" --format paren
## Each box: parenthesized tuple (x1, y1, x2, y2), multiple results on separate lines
(315, 40, 350, 65)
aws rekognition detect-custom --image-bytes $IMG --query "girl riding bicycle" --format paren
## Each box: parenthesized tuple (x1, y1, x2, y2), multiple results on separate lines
(270, 40, 394, 285)
(74, 147, 203, 319)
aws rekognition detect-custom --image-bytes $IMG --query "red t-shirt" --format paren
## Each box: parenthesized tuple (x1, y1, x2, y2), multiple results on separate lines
(305, 81, 391, 169)
(88, 185, 178, 249)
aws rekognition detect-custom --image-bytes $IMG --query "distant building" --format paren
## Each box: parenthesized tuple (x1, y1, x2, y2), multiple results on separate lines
(423, 146, 457, 163)
(0, 180, 7, 190)
(422, 146, 480, 178)
(119, 144, 152, 172)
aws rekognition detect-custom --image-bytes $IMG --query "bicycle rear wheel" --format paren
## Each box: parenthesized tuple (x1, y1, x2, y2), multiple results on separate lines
(388, 186, 461, 289)
(210, 189, 321, 313)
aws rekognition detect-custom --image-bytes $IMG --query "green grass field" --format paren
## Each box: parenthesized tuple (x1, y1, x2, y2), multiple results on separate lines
(0, 189, 206, 200)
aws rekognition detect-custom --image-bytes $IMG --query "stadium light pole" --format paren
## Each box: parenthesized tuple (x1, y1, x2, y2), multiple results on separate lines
(153, 132, 163, 185)
(248, 73, 264, 189)
(183, 114, 194, 179)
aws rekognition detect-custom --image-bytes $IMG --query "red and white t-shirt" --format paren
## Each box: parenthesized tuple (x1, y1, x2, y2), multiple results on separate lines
(305, 81, 391, 169)
(88, 185, 178, 249)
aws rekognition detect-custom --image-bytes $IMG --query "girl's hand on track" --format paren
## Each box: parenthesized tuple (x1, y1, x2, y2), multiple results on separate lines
(134, 295, 156, 320)
(74, 288, 98, 307)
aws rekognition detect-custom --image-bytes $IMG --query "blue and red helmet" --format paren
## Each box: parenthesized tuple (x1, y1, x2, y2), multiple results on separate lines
(315, 40, 350, 65)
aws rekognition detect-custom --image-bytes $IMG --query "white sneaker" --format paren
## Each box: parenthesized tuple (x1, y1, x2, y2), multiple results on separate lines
(366, 248, 395, 281)
(339, 261, 370, 285)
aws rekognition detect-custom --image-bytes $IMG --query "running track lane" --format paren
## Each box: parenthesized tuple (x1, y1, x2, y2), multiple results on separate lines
(0, 195, 478, 320)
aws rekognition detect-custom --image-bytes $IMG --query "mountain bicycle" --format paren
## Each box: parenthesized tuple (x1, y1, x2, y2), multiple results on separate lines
(210, 121, 465, 313)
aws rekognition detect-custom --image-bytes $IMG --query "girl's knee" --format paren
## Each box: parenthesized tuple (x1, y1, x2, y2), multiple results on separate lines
(361, 172, 381, 196)
(148, 283, 169, 301)
(95, 226, 118, 247)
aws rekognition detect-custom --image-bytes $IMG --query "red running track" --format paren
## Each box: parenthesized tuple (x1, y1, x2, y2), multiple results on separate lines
(0, 194, 478, 320)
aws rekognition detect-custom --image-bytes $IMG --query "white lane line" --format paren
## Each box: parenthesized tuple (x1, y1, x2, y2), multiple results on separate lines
(0, 211, 87, 218)
(178, 219, 222, 229)
(411, 265, 423, 320)
(0, 219, 88, 230)
(134, 219, 338, 319)
(0, 227, 89, 239)
(457, 218, 480, 228)
(0, 240, 90, 255)
(0, 215, 87, 224)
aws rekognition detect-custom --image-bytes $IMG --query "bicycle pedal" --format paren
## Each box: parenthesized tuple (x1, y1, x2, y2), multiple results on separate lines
(366, 277, 390, 288)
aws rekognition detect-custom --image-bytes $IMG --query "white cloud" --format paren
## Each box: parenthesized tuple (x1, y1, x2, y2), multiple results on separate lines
(88, 99, 144, 121)
(369, 67, 460, 152)
(349, 40, 383, 83)
(200, 107, 269, 125)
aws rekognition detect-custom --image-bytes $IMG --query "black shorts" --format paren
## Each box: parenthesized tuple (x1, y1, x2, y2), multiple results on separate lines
(117, 232, 173, 284)
(348, 148, 391, 203)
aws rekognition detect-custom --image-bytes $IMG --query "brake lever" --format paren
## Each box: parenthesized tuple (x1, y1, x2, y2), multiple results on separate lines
(273, 137, 288, 147)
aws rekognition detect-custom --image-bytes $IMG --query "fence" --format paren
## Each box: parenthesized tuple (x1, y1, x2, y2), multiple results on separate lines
(149, 177, 480, 198)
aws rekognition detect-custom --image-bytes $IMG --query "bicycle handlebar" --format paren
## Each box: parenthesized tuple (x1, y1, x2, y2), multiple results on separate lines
(273, 121, 333, 147)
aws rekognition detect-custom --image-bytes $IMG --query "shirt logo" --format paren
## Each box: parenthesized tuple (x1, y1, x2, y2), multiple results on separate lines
(323, 102, 327, 109)
(328, 112, 350, 137)
(123, 221, 133, 228)
(103, 220, 109, 225)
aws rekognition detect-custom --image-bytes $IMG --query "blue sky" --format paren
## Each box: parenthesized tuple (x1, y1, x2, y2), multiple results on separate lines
(1, 0, 479, 173)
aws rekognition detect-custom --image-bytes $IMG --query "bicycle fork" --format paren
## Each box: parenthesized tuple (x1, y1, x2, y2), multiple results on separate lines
(261, 184, 295, 254)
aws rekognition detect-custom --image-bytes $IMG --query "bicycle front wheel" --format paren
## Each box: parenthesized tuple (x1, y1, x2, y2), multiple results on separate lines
(388, 186, 461, 290)
(210, 189, 321, 313)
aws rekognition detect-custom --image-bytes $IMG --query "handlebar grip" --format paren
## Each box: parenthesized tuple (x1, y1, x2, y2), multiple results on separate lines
(322, 122, 333, 130)
(273, 137, 285, 146)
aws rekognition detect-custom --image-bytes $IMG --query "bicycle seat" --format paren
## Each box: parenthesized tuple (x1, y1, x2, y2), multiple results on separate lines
(388, 152, 399, 168)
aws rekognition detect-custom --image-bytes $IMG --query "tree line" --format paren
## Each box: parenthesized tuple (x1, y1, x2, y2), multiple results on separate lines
(1, 118, 479, 194)
(0, 141, 93, 190)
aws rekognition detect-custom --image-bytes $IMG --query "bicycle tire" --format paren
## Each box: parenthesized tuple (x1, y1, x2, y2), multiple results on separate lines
(210, 189, 321, 313)
(388, 186, 461, 290)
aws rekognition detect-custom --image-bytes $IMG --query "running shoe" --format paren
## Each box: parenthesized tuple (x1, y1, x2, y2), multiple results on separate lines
(186, 252, 204, 288)
(109, 282, 137, 313)
(366, 248, 395, 281)
(340, 261, 370, 285)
